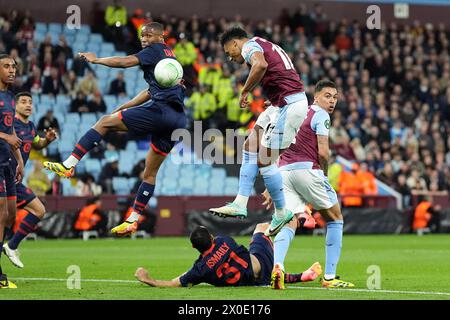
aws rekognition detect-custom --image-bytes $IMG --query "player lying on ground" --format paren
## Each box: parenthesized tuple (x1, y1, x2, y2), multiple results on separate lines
(2, 91, 57, 268)
(209, 27, 309, 236)
(43, 22, 186, 236)
(263, 80, 354, 288)
(135, 218, 321, 288)
(0, 54, 24, 289)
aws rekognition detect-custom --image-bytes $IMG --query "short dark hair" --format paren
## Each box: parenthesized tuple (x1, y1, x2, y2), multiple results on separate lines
(143, 21, 164, 34)
(315, 80, 337, 93)
(190, 226, 213, 253)
(0, 54, 12, 61)
(15, 91, 32, 102)
(220, 27, 248, 46)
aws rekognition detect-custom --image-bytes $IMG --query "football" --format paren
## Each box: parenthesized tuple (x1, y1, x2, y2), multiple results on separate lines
(154, 58, 183, 88)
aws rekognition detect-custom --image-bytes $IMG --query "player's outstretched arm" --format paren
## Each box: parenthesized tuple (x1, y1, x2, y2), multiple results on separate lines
(79, 52, 139, 68)
(32, 128, 57, 150)
(111, 89, 151, 114)
(135, 267, 182, 288)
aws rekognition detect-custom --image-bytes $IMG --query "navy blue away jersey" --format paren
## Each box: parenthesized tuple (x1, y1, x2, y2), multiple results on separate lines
(134, 43, 184, 109)
(179, 236, 256, 287)
(0, 90, 15, 166)
(11, 118, 37, 167)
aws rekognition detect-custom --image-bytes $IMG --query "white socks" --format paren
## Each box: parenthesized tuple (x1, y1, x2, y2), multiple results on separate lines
(126, 211, 140, 223)
(234, 194, 249, 208)
(63, 155, 79, 168)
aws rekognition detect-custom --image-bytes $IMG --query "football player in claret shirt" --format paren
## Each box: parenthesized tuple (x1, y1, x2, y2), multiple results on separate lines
(43, 22, 186, 236)
(134, 220, 321, 288)
(210, 27, 309, 237)
(0, 54, 24, 289)
(2, 92, 57, 269)
(263, 80, 354, 289)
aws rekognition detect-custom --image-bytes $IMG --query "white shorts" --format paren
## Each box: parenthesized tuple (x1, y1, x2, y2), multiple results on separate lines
(281, 169, 339, 212)
(255, 94, 308, 149)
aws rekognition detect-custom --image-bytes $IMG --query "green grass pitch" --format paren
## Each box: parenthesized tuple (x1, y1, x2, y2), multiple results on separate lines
(1, 234, 450, 300)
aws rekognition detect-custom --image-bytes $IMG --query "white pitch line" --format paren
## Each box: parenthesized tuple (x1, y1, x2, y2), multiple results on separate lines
(288, 286, 450, 297)
(11, 277, 450, 297)
(13, 277, 138, 284)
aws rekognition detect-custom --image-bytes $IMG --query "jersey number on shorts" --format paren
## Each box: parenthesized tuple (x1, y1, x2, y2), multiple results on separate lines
(215, 251, 248, 284)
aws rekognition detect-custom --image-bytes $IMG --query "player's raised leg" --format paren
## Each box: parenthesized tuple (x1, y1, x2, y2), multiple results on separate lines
(43, 113, 128, 178)
(209, 126, 262, 219)
(3, 197, 45, 268)
(111, 146, 165, 236)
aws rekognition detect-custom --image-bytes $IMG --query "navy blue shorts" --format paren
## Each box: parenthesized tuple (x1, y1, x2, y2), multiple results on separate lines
(16, 182, 36, 208)
(119, 100, 186, 155)
(0, 165, 16, 198)
(249, 232, 274, 286)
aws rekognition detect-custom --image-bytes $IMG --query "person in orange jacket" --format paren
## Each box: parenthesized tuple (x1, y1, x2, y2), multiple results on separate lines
(74, 197, 108, 237)
(412, 196, 440, 232)
(356, 162, 378, 195)
(338, 163, 364, 207)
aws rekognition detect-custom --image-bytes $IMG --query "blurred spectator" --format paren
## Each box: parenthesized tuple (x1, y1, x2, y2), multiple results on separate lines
(23, 66, 43, 95)
(338, 163, 364, 207)
(63, 70, 79, 98)
(54, 35, 73, 62)
(108, 70, 127, 96)
(131, 159, 145, 178)
(46, 175, 64, 195)
(174, 33, 198, 92)
(78, 70, 99, 97)
(98, 157, 120, 194)
(328, 154, 343, 191)
(74, 197, 108, 237)
(412, 196, 441, 233)
(356, 162, 378, 195)
(104, 0, 128, 48)
(129, 8, 148, 40)
(87, 91, 107, 113)
(70, 91, 89, 113)
(42, 66, 67, 96)
(37, 109, 60, 134)
(75, 174, 102, 196)
(395, 174, 412, 208)
(27, 162, 50, 196)
(71, 55, 93, 77)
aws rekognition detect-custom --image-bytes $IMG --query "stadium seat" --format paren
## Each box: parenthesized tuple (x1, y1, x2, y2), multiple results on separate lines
(34, 31, 46, 43)
(104, 95, 117, 108)
(126, 141, 138, 152)
(56, 94, 71, 108)
(85, 159, 102, 180)
(80, 113, 98, 126)
(35, 22, 47, 33)
(65, 113, 81, 124)
(112, 177, 130, 194)
(79, 25, 91, 35)
(211, 168, 227, 181)
(48, 23, 62, 33)
(89, 34, 103, 44)
(40, 95, 55, 107)
(119, 159, 133, 175)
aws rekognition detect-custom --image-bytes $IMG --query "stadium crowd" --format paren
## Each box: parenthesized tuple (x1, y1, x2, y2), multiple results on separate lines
(0, 4, 449, 201)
